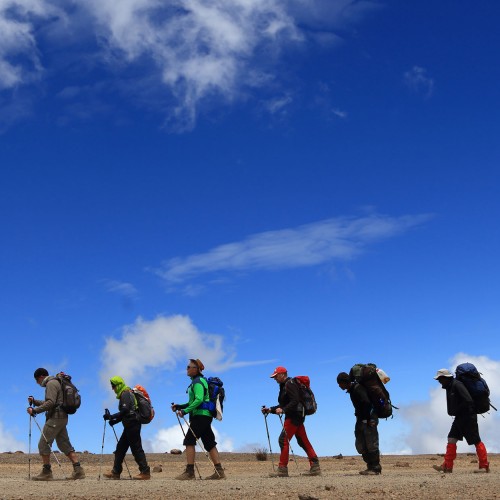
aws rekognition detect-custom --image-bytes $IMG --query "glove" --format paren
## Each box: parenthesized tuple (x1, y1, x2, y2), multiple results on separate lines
(171, 404, 178, 412)
(109, 418, 119, 427)
(103, 409, 111, 420)
(261, 407, 270, 415)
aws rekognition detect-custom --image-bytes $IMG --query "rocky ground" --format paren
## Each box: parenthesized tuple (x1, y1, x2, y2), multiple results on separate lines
(0, 451, 498, 499)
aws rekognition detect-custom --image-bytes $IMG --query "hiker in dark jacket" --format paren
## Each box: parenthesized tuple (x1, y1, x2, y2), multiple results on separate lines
(337, 371, 381, 475)
(27, 368, 85, 481)
(262, 366, 320, 477)
(171, 358, 225, 480)
(103, 376, 151, 480)
(433, 368, 489, 473)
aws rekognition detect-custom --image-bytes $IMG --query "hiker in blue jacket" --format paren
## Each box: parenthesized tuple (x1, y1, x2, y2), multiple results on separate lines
(337, 371, 382, 475)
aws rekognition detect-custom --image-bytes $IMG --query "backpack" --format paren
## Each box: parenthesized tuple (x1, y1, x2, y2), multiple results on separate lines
(290, 376, 317, 416)
(55, 372, 81, 415)
(132, 385, 155, 424)
(455, 363, 496, 414)
(197, 376, 225, 421)
(349, 363, 394, 418)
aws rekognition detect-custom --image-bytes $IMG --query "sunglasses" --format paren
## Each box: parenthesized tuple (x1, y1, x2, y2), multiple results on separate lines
(186, 365, 197, 370)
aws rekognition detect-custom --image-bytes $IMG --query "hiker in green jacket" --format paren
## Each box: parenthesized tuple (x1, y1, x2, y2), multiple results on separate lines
(103, 376, 151, 480)
(171, 359, 225, 480)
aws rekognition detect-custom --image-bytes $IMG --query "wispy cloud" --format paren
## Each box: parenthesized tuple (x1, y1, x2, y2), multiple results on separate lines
(156, 213, 431, 286)
(100, 314, 270, 387)
(404, 66, 435, 99)
(102, 279, 139, 299)
(0, 0, 61, 90)
(400, 354, 500, 454)
(1, 1, 378, 130)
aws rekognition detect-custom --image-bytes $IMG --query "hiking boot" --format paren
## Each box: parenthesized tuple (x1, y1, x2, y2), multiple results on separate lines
(133, 472, 151, 480)
(205, 466, 226, 480)
(70, 465, 85, 480)
(103, 470, 120, 480)
(473, 465, 490, 473)
(32, 466, 53, 481)
(175, 467, 195, 480)
(359, 468, 381, 475)
(269, 466, 288, 478)
(304, 463, 321, 476)
(433, 465, 452, 473)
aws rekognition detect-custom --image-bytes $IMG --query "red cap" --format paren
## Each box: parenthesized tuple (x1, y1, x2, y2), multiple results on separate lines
(270, 366, 287, 378)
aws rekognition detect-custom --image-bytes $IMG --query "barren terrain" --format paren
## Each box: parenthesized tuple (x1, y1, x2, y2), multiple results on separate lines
(0, 451, 498, 499)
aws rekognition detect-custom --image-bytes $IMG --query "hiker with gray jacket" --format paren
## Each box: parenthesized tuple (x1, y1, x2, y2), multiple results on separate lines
(27, 367, 85, 481)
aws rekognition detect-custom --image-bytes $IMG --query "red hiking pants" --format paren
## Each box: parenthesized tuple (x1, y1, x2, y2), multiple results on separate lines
(279, 418, 318, 468)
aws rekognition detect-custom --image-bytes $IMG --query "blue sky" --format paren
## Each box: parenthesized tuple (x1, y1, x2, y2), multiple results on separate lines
(1, 1, 499, 457)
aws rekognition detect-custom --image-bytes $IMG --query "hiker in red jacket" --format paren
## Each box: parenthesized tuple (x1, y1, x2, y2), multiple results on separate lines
(262, 366, 320, 477)
(433, 368, 489, 473)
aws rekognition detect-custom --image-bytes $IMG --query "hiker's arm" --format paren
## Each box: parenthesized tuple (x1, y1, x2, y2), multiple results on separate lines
(109, 392, 135, 421)
(181, 382, 205, 414)
(32, 380, 57, 414)
(353, 385, 372, 421)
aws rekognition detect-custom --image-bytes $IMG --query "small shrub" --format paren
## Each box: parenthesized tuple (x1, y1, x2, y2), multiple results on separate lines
(254, 447, 268, 461)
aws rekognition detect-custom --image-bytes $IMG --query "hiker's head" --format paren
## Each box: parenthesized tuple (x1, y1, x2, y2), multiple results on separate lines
(336, 372, 351, 391)
(434, 368, 453, 388)
(33, 368, 49, 384)
(110, 376, 126, 395)
(188, 359, 204, 377)
(270, 366, 287, 383)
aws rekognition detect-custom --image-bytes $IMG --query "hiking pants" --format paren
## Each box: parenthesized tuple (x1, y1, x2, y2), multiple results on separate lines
(113, 421, 149, 474)
(448, 414, 481, 445)
(38, 417, 74, 455)
(183, 415, 217, 452)
(278, 418, 318, 468)
(355, 419, 381, 471)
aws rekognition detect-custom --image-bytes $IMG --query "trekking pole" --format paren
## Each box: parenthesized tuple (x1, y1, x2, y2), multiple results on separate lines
(262, 406, 275, 472)
(173, 404, 202, 479)
(109, 423, 132, 479)
(278, 414, 299, 472)
(98, 410, 108, 481)
(181, 414, 221, 478)
(28, 401, 33, 480)
(31, 414, 63, 469)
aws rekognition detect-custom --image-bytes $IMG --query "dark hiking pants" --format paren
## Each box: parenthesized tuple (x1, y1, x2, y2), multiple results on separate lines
(113, 420, 149, 474)
(355, 419, 381, 471)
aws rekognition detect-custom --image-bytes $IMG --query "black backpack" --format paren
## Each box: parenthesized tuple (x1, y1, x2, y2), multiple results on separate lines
(131, 385, 155, 424)
(455, 363, 496, 414)
(349, 363, 394, 418)
(289, 376, 317, 415)
(193, 376, 225, 421)
(56, 372, 81, 415)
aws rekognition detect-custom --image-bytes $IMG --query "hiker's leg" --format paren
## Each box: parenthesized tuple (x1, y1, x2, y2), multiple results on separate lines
(113, 428, 130, 475)
(475, 442, 489, 470)
(364, 421, 381, 471)
(278, 419, 298, 468)
(53, 418, 76, 460)
(294, 424, 318, 466)
(128, 422, 149, 473)
(354, 420, 368, 463)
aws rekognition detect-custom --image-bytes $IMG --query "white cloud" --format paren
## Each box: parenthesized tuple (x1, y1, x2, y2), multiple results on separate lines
(0, 0, 62, 90)
(400, 354, 500, 454)
(0, 420, 25, 452)
(1, 1, 378, 129)
(156, 213, 431, 285)
(100, 314, 266, 387)
(102, 279, 138, 299)
(404, 65, 434, 99)
(146, 423, 233, 453)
